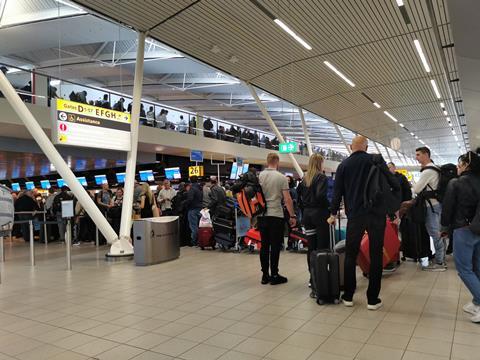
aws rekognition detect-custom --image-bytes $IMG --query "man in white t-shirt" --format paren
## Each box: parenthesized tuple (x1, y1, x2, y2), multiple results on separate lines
(258, 153, 297, 285)
(413, 146, 446, 272)
(157, 180, 177, 216)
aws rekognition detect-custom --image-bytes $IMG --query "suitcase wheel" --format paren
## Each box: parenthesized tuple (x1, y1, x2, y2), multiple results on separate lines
(316, 299, 325, 305)
(363, 273, 369, 278)
(249, 245, 255, 253)
(333, 298, 340, 305)
(212, 245, 216, 250)
(200, 247, 205, 250)
(401, 256, 406, 261)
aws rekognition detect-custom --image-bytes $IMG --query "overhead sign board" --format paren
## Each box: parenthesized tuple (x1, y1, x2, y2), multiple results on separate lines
(279, 142, 298, 154)
(188, 166, 204, 177)
(190, 150, 204, 162)
(52, 99, 131, 151)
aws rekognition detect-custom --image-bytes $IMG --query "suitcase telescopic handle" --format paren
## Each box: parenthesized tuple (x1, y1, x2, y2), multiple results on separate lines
(329, 223, 336, 252)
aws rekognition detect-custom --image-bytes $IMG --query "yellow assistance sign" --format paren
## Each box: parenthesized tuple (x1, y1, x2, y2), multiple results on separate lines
(397, 169, 413, 182)
(188, 166, 204, 177)
(56, 99, 131, 123)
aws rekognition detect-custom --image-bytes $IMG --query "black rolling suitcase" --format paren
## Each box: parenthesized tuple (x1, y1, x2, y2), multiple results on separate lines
(212, 216, 236, 249)
(310, 225, 341, 305)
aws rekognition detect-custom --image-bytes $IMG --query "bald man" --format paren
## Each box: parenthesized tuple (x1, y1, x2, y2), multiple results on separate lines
(329, 135, 399, 310)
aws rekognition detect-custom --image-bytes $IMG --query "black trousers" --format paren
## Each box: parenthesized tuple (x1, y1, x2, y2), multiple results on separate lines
(345, 214, 386, 303)
(258, 216, 285, 276)
(303, 208, 330, 273)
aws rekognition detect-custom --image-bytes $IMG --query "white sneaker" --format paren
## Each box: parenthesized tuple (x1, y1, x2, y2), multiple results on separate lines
(367, 299, 383, 311)
(471, 312, 480, 323)
(341, 295, 353, 307)
(463, 302, 480, 315)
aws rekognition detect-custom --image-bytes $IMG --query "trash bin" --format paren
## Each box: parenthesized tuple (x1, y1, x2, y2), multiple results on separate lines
(133, 216, 180, 266)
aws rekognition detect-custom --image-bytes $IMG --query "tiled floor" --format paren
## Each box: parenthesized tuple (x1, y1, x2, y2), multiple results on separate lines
(0, 238, 477, 360)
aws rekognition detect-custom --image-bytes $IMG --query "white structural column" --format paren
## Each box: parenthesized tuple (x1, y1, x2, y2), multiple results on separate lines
(117, 31, 146, 256)
(298, 108, 313, 156)
(246, 83, 304, 178)
(333, 123, 351, 154)
(0, 70, 117, 244)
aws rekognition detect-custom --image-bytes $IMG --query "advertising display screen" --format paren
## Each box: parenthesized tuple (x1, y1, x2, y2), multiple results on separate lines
(95, 174, 108, 185)
(229, 162, 238, 180)
(165, 167, 181, 180)
(25, 181, 35, 190)
(57, 179, 67, 187)
(52, 99, 131, 151)
(139, 170, 154, 182)
(40, 180, 51, 189)
(116, 172, 125, 183)
(11, 183, 20, 191)
(76, 177, 88, 187)
(242, 163, 249, 174)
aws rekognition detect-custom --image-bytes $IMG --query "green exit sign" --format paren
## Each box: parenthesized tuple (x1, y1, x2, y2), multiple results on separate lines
(279, 142, 298, 153)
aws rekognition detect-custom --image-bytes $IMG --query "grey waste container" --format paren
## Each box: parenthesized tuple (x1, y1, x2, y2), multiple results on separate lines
(133, 216, 180, 266)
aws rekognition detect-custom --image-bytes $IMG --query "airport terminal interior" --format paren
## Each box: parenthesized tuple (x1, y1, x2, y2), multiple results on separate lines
(0, 0, 480, 359)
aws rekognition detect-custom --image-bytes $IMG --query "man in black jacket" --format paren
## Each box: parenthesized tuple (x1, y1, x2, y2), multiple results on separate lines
(328, 136, 399, 311)
(14, 191, 39, 242)
(184, 177, 203, 246)
(207, 176, 226, 216)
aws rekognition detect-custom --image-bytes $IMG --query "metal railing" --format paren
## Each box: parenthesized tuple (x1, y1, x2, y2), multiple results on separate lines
(0, 63, 347, 162)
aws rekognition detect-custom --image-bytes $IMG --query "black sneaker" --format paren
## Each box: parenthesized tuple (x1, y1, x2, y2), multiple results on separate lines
(270, 274, 288, 285)
(261, 274, 270, 285)
(367, 298, 383, 311)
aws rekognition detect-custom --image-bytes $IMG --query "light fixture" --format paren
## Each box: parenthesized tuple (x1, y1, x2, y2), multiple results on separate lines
(430, 79, 441, 98)
(440, 102, 445, 108)
(373, 102, 381, 108)
(420, 140, 425, 145)
(399, 123, 405, 127)
(274, 19, 312, 50)
(413, 39, 431, 73)
(324, 61, 355, 87)
(454, 136, 459, 141)
(443, 110, 448, 115)
(49, 79, 61, 86)
(410, 132, 415, 136)
(384, 111, 398, 122)
(446, 117, 451, 123)
(396, 0, 404, 6)
(452, 129, 456, 135)
(415, 136, 419, 139)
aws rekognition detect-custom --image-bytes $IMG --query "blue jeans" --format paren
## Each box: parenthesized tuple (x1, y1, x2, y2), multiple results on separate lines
(453, 227, 480, 305)
(187, 209, 201, 245)
(425, 202, 445, 264)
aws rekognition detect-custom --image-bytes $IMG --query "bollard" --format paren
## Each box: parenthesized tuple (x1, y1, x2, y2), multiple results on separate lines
(43, 211, 48, 244)
(66, 219, 72, 271)
(29, 220, 35, 266)
(95, 226, 99, 247)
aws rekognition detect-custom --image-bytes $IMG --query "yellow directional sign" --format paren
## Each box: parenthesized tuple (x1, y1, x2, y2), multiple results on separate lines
(189, 166, 204, 177)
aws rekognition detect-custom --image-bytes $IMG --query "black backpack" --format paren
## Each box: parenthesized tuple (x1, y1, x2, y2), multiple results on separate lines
(421, 164, 457, 203)
(364, 154, 401, 216)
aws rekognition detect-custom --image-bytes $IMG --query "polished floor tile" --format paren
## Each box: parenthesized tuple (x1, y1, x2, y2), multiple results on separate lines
(0, 240, 470, 360)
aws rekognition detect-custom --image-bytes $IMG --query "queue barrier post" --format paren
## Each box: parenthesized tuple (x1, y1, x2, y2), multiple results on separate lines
(29, 220, 35, 267)
(66, 219, 72, 271)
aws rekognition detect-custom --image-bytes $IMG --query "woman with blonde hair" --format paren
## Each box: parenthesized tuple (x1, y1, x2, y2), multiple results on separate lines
(140, 182, 156, 218)
(297, 154, 330, 288)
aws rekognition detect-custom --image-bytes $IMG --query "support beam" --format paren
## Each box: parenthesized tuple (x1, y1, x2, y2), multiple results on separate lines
(299, 108, 313, 156)
(333, 123, 351, 154)
(117, 31, 146, 256)
(373, 142, 382, 156)
(383, 145, 393, 163)
(0, 66, 117, 244)
(246, 83, 304, 178)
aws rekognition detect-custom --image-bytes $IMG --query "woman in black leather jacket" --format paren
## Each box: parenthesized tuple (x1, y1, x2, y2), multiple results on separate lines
(441, 150, 480, 323)
(297, 154, 330, 287)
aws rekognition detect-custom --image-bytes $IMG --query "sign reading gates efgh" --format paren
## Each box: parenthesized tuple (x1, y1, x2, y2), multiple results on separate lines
(52, 99, 131, 151)
(279, 141, 298, 154)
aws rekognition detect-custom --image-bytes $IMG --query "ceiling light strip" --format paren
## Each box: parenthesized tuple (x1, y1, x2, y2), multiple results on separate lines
(324, 61, 355, 87)
(384, 111, 398, 122)
(413, 39, 431, 73)
(430, 79, 441, 98)
(273, 19, 312, 50)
